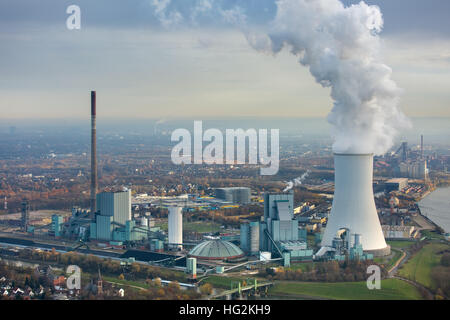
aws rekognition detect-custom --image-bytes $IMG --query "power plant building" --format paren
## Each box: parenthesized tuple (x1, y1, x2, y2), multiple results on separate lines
(90, 190, 149, 242)
(244, 192, 314, 264)
(240, 220, 260, 255)
(96, 190, 132, 225)
(50, 215, 64, 237)
(215, 187, 251, 204)
(260, 192, 298, 252)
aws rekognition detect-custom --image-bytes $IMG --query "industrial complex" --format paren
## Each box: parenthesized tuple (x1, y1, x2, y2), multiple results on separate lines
(2, 92, 408, 276)
(1, 91, 447, 301)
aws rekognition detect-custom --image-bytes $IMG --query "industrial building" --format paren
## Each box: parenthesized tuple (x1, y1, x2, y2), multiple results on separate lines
(260, 192, 299, 252)
(240, 220, 260, 255)
(322, 154, 390, 257)
(398, 160, 428, 179)
(49, 215, 64, 238)
(382, 225, 417, 239)
(316, 228, 374, 261)
(90, 190, 151, 243)
(385, 178, 409, 192)
(214, 187, 251, 205)
(239, 192, 314, 266)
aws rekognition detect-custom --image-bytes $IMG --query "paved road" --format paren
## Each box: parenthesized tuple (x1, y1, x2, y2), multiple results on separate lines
(391, 275, 433, 298)
(387, 247, 434, 299)
(387, 249, 408, 277)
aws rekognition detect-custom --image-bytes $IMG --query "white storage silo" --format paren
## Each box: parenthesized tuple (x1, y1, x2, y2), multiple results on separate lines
(322, 154, 390, 256)
(260, 251, 272, 261)
(168, 206, 183, 249)
(140, 217, 148, 227)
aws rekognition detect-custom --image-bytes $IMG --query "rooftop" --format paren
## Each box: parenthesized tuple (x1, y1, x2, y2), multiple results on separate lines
(188, 240, 244, 260)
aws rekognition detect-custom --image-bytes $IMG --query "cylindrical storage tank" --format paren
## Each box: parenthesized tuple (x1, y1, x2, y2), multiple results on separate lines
(168, 207, 183, 250)
(140, 217, 148, 227)
(322, 154, 389, 256)
(249, 222, 260, 255)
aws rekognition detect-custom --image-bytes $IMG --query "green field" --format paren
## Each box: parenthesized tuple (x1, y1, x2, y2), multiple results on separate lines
(203, 275, 251, 289)
(387, 240, 416, 249)
(103, 276, 152, 290)
(270, 279, 422, 300)
(420, 230, 445, 241)
(398, 243, 449, 289)
(374, 248, 404, 270)
(288, 262, 314, 272)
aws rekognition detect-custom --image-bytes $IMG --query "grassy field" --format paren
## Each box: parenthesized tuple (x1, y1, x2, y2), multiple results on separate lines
(203, 275, 250, 289)
(374, 248, 404, 270)
(270, 279, 422, 300)
(398, 243, 449, 289)
(420, 230, 445, 241)
(387, 240, 416, 249)
(103, 276, 152, 290)
(288, 262, 314, 272)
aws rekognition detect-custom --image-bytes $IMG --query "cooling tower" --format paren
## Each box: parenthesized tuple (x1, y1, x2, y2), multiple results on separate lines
(322, 154, 390, 256)
(168, 207, 183, 250)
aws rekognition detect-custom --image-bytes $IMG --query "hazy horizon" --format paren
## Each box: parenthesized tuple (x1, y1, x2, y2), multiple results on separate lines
(1, 0, 450, 120)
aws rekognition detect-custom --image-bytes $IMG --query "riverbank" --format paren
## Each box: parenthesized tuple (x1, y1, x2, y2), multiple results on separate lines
(418, 187, 450, 233)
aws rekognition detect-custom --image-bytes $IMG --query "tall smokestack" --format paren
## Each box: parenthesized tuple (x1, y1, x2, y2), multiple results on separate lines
(322, 154, 390, 256)
(91, 91, 97, 214)
(421, 135, 424, 159)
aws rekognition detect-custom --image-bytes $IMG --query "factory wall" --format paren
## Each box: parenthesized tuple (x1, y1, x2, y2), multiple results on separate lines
(96, 190, 131, 226)
(51, 215, 64, 237)
(215, 187, 251, 204)
(96, 215, 112, 240)
(271, 220, 298, 242)
(240, 223, 250, 253)
(240, 220, 260, 255)
(90, 222, 97, 239)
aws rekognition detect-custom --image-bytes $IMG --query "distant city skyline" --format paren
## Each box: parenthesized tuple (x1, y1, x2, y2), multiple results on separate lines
(1, 0, 449, 119)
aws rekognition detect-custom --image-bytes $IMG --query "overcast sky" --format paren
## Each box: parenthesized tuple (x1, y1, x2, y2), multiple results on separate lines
(1, 0, 449, 119)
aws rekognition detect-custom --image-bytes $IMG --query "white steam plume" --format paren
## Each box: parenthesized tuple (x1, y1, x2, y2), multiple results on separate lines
(150, 0, 411, 155)
(247, 0, 410, 155)
(283, 169, 311, 192)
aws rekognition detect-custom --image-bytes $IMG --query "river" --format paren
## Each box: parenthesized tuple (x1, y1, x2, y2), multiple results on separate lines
(418, 187, 450, 233)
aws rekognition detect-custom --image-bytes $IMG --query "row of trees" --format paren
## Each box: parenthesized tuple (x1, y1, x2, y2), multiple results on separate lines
(259, 260, 387, 283)
(431, 252, 450, 299)
(16, 248, 188, 284)
(8, 249, 206, 300)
